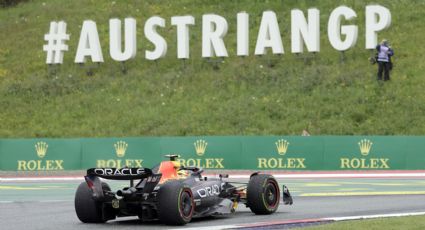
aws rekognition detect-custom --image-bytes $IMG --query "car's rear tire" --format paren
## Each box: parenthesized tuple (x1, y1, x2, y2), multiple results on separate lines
(158, 180, 194, 225)
(75, 182, 110, 223)
(247, 174, 280, 214)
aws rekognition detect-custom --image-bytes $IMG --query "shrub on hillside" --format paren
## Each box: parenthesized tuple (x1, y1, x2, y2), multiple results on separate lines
(0, 0, 27, 8)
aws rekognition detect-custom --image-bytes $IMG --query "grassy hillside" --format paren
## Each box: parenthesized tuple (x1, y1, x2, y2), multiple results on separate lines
(1, 0, 425, 137)
(300, 215, 425, 230)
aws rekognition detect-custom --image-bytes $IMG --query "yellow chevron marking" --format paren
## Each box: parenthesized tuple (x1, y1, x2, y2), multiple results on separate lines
(338, 188, 373, 191)
(303, 183, 341, 187)
(340, 182, 411, 186)
(0, 186, 47, 190)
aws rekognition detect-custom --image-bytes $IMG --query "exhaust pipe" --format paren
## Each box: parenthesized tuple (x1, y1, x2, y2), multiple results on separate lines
(117, 187, 137, 198)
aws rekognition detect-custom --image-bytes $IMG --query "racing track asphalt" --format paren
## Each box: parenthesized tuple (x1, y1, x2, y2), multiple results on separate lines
(1, 178, 425, 229)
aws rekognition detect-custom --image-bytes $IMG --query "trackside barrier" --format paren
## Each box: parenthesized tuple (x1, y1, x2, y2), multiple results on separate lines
(1, 136, 424, 171)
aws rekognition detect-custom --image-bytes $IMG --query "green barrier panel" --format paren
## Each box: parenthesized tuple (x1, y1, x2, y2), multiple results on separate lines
(1, 136, 425, 171)
(404, 136, 425, 170)
(241, 136, 324, 170)
(159, 136, 243, 169)
(81, 137, 161, 169)
(0, 139, 81, 171)
(323, 136, 405, 170)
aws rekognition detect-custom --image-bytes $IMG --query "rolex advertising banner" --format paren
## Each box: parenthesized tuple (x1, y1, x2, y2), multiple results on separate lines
(81, 137, 161, 169)
(241, 137, 324, 170)
(0, 139, 81, 171)
(323, 137, 405, 170)
(160, 137, 242, 169)
(1, 136, 425, 171)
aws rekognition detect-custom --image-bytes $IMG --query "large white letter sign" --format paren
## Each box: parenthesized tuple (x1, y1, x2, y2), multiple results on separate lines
(365, 5, 391, 49)
(144, 16, 167, 60)
(75, 20, 104, 63)
(202, 14, 229, 58)
(254, 11, 284, 55)
(291, 8, 320, 53)
(109, 18, 137, 61)
(171, 16, 195, 59)
(237, 12, 249, 56)
(328, 6, 358, 51)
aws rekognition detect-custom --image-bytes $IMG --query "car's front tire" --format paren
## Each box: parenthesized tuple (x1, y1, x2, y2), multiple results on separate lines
(74, 182, 110, 223)
(247, 174, 280, 214)
(158, 180, 194, 225)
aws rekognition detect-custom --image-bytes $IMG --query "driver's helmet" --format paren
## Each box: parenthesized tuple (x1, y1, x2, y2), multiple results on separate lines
(158, 160, 189, 183)
(158, 161, 178, 183)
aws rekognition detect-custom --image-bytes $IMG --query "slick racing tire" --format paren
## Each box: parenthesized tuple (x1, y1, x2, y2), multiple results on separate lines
(247, 174, 280, 214)
(74, 182, 111, 223)
(158, 180, 194, 225)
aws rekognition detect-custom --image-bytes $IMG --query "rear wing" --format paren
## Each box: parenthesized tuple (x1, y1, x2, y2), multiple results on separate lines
(86, 167, 153, 180)
(85, 167, 159, 200)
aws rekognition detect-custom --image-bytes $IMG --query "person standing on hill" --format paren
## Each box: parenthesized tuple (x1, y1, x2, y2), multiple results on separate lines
(376, 39, 394, 81)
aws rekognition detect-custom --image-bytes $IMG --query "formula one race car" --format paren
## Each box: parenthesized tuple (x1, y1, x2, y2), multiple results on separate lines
(75, 155, 293, 225)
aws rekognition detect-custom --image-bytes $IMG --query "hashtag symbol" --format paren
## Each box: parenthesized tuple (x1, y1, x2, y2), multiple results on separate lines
(43, 21, 70, 64)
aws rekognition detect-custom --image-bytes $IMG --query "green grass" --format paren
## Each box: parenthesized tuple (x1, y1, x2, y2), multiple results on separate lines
(1, 0, 425, 137)
(300, 215, 425, 230)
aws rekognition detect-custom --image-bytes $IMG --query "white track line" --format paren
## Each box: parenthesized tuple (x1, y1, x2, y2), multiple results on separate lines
(0, 177, 83, 182)
(227, 173, 425, 179)
(0, 200, 72, 203)
(2, 172, 425, 182)
(325, 211, 425, 221)
(170, 225, 241, 230)
(0, 201, 14, 204)
(174, 212, 425, 230)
